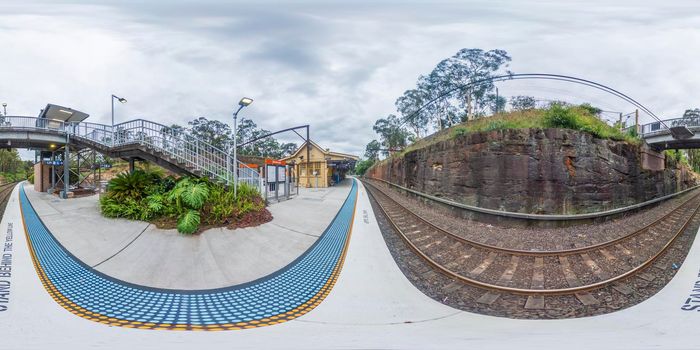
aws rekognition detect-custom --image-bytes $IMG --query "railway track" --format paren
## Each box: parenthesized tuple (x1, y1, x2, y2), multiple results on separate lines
(0, 182, 19, 215)
(0, 181, 18, 206)
(363, 179, 700, 308)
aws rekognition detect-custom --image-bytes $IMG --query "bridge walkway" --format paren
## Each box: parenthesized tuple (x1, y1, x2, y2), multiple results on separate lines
(0, 116, 260, 187)
(639, 117, 700, 149)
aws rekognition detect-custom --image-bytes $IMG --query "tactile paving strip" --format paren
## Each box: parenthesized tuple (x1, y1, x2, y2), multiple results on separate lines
(19, 180, 357, 330)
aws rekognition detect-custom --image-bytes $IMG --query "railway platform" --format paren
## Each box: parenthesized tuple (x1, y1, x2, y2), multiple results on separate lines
(1, 179, 700, 349)
(19, 180, 352, 289)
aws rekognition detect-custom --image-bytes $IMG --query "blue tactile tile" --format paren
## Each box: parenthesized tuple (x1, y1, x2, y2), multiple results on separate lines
(19, 180, 357, 330)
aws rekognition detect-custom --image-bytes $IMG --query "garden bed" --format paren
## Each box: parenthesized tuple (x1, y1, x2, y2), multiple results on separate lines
(100, 169, 271, 234)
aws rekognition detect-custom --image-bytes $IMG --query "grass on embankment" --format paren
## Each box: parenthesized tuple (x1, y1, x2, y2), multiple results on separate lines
(398, 103, 640, 157)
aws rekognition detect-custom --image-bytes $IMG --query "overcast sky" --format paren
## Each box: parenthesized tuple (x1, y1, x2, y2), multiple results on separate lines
(2, 0, 700, 158)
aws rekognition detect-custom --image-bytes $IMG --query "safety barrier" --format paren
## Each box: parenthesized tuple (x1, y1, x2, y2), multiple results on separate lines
(0, 115, 261, 192)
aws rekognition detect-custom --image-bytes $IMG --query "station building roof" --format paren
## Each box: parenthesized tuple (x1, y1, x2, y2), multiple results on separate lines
(281, 140, 359, 163)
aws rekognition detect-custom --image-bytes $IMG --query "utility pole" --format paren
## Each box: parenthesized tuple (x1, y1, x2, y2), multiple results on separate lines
(63, 133, 70, 199)
(495, 87, 499, 114)
(466, 89, 473, 121)
(635, 109, 639, 134)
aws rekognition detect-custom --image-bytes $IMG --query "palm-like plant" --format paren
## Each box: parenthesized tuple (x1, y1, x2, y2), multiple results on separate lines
(106, 170, 154, 201)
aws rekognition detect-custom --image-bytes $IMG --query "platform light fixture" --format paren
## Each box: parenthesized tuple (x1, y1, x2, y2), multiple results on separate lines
(111, 94, 127, 131)
(231, 97, 254, 198)
(239, 97, 253, 107)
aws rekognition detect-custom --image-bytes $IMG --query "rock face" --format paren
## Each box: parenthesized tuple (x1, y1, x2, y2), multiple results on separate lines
(367, 128, 698, 215)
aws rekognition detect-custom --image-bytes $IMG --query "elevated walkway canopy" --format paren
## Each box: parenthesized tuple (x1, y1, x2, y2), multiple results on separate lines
(38, 104, 90, 123)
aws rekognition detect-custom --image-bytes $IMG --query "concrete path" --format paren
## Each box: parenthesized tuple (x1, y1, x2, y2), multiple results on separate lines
(3, 179, 700, 349)
(21, 181, 352, 289)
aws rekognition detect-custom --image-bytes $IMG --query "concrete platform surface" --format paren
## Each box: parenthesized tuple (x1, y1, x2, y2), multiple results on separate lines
(4, 179, 700, 349)
(21, 180, 352, 289)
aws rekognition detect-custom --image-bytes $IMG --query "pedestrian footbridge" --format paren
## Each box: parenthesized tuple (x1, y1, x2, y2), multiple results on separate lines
(639, 118, 700, 149)
(0, 114, 260, 188)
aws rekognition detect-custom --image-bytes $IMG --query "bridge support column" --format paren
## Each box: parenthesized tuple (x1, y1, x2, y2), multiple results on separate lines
(62, 140, 70, 199)
(641, 146, 665, 171)
(129, 158, 135, 173)
(50, 152, 55, 190)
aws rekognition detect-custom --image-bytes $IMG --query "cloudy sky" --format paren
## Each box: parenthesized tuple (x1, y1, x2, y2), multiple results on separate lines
(1, 0, 700, 158)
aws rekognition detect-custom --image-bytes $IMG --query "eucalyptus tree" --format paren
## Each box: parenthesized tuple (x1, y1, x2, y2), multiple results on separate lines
(373, 114, 414, 156)
(483, 93, 507, 115)
(395, 88, 430, 138)
(187, 117, 232, 150)
(364, 140, 381, 161)
(393, 48, 512, 135)
(677, 108, 700, 127)
(510, 95, 537, 111)
(431, 48, 511, 121)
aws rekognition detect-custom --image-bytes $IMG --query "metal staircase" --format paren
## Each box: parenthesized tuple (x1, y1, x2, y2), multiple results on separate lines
(0, 116, 261, 189)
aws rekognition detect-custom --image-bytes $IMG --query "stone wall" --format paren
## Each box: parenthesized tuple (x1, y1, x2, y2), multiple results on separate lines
(367, 128, 698, 215)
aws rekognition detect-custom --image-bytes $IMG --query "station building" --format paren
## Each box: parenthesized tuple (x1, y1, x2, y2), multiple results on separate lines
(282, 141, 358, 188)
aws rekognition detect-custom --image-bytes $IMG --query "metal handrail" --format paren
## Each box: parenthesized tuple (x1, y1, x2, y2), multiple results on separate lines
(0, 115, 260, 189)
(637, 117, 700, 136)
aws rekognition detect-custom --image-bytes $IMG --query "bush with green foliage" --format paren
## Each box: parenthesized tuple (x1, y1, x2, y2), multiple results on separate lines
(166, 178, 210, 234)
(106, 170, 156, 201)
(100, 169, 265, 235)
(543, 103, 580, 130)
(542, 103, 636, 143)
(665, 149, 689, 167)
(353, 159, 376, 176)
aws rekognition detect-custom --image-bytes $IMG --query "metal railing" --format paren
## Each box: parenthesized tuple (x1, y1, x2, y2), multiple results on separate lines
(636, 117, 700, 137)
(0, 115, 261, 192)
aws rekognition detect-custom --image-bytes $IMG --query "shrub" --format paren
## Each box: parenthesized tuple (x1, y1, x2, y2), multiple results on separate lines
(177, 209, 200, 235)
(107, 170, 157, 201)
(167, 178, 210, 211)
(144, 193, 167, 218)
(100, 196, 144, 220)
(205, 183, 235, 224)
(543, 103, 580, 129)
(100, 171, 267, 235)
(451, 127, 468, 137)
(484, 120, 511, 131)
(234, 183, 265, 217)
(166, 177, 211, 234)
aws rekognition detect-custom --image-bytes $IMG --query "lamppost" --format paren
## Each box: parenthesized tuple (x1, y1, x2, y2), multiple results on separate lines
(111, 95, 127, 143)
(232, 97, 253, 198)
(2, 103, 6, 116)
(495, 87, 499, 114)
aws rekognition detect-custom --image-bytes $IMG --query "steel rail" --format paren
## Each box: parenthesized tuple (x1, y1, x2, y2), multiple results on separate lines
(362, 179, 700, 256)
(0, 182, 20, 208)
(364, 180, 700, 296)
